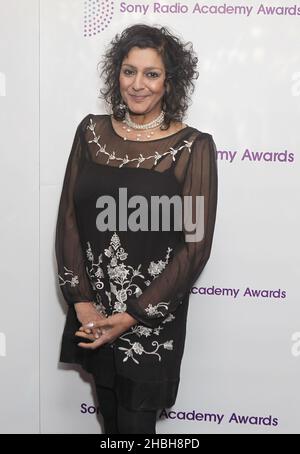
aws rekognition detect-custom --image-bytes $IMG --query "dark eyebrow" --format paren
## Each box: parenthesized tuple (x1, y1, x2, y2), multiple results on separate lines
(121, 64, 163, 71)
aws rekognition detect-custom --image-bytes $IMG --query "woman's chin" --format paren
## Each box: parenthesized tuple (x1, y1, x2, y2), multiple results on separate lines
(127, 105, 150, 115)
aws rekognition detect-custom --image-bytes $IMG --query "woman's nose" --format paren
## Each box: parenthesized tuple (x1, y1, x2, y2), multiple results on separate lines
(132, 73, 145, 91)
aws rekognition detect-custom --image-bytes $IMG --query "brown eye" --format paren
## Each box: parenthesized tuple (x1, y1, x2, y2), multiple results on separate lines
(123, 69, 134, 75)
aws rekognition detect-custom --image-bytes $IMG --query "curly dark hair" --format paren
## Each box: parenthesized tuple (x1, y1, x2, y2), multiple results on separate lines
(98, 24, 199, 129)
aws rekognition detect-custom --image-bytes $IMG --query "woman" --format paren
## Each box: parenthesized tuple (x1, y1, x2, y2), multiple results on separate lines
(55, 24, 218, 434)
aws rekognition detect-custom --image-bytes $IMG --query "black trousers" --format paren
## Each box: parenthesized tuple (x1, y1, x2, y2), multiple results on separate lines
(95, 384, 157, 434)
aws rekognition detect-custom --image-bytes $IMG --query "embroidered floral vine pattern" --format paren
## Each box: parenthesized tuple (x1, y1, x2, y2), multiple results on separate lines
(84, 232, 176, 364)
(87, 118, 193, 168)
(144, 302, 170, 318)
(85, 242, 105, 291)
(104, 233, 143, 313)
(93, 295, 108, 317)
(84, 241, 110, 316)
(118, 314, 176, 364)
(104, 232, 175, 364)
(103, 232, 172, 315)
(118, 339, 174, 364)
(58, 266, 79, 288)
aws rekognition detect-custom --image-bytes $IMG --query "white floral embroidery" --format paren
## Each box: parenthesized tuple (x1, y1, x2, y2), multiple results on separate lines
(84, 232, 176, 364)
(163, 313, 175, 324)
(145, 302, 170, 317)
(102, 233, 173, 315)
(87, 118, 193, 168)
(118, 340, 174, 364)
(93, 294, 107, 317)
(118, 310, 175, 364)
(148, 256, 170, 277)
(163, 340, 174, 350)
(58, 266, 79, 287)
(85, 242, 105, 291)
(133, 325, 153, 338)
(103, 233, 146, 312)
(83, 233, 172, 316)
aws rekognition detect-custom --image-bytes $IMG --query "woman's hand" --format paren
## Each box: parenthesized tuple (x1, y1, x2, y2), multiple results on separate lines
(75, 312, 137, 349)
(74, 302, 106, 340)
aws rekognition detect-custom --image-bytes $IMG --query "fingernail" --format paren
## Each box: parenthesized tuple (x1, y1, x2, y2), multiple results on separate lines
(85, 322, 94, 328)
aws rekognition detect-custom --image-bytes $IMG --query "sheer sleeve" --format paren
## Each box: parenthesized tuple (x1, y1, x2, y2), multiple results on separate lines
(55, 115, 95, 306)
(125, 133, 218, 328)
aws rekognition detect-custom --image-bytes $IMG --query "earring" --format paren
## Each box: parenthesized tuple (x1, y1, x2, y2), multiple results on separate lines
(118, 101, 127, 111)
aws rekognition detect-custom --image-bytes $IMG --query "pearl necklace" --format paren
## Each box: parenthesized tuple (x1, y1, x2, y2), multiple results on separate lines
(122, 110, 165, 141)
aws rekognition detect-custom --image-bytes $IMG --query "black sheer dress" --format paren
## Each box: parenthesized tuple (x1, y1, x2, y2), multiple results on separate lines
(55, 113, 218, 411)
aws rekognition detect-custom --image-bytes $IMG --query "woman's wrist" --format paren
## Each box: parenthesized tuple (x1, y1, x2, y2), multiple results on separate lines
(74, 301, 94, 312)
(123, 312, 138, 328)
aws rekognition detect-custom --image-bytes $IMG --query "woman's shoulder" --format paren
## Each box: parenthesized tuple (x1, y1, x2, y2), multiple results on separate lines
(181, 124, 214, 149)
(181, 125, 216, 161)
(183, 122, 213, 139)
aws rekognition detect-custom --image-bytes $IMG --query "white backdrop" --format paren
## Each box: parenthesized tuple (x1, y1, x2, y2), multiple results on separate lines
(0, 0, 300, 434)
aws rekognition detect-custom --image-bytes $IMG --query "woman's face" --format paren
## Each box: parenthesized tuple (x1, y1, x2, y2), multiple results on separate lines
(119, 46, 166, 117)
